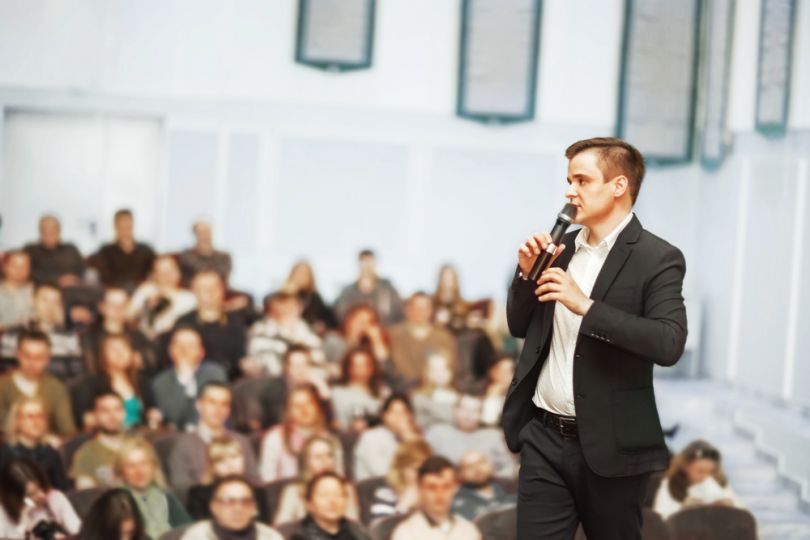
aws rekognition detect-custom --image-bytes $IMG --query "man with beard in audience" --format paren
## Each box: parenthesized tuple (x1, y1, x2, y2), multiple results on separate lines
(70, 391, 128, 488)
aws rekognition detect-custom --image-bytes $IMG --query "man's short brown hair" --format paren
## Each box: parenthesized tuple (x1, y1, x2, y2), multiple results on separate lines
(565, 137, 645, 204)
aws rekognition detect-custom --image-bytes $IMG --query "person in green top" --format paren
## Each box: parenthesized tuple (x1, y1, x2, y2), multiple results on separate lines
(115, 435, 191, 540)
(70, 390, 128, 489)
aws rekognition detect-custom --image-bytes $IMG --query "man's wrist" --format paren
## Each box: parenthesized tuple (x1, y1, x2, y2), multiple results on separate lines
(579, 299, 594, 316)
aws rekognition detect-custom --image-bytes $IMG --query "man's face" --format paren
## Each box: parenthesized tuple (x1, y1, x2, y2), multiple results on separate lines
(358, 255, 376, 278)
(458, 451, 493, 486)
(419, 468, 458, 519)
(154, 257, 181, 288)
(285, 351, 312, 384)
(565, 149, 621, 229)
(269, 297, 301, 323)
(3, 253, 31, 284)
(33, 286, 62, 322)
(95, 396, 125, 435)
(192, 273, 225, 310)
(382, 400, 413, 434)
(114, 214, 134, 242)
(405, 295, 433, 325)
(194, 222, 213, 245)
(211, 481, 256, 530)
(289, 390, 319, 428)
(17, 340, 50, 379)
(100, 289, 129, 324)
(305, 440, 336, 476)
(170, 330, 205, 366)
(453, 395, 482, 432)
(120, 448, 155, 490)
(39, 218, 61, 248)
(197, 386, 232, 429)
(307, 477, 348, 524)
(17, 402, 48, 441)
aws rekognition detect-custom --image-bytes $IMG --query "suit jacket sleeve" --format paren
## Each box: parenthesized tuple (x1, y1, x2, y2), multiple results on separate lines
(579, 246, 687, 366)
(506, 267, 539, 338)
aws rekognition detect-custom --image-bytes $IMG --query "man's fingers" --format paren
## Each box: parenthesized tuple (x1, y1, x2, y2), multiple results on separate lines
(550, 243, 566, 264)
(519, 244, 532, 257)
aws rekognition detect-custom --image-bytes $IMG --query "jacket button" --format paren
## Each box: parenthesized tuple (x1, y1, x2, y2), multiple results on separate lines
(576, 393, 585, 399)
(535, 346, 542, 354)
(575, 353, 582, 359)
(510, 379, 518, 387)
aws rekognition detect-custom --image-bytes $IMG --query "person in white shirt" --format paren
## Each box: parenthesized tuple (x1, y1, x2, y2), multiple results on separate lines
(653, 440, 742, 519)
(128, 254, 197, 339)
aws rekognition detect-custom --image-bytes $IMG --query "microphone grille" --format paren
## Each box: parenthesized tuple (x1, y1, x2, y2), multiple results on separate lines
(559, 203, 578, 223)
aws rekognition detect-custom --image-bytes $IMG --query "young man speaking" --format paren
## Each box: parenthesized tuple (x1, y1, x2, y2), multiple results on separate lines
(502, 137, 687, 539)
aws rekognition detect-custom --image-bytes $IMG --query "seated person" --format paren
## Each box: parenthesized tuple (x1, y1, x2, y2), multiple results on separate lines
(366, 439, 433, 524)
(1, 285, 84, 377)
(186, 436, 269, 522)
(0, 396, 70, 490)
(167, 382, 259, 499)
(425, 393, 516, 478)
(260, 383, 342, 483)
(72, 334, 158, 430)
(287, 472, 370, 540)
(151, 327, 228, 431)
(274, 434, 359, 525)
(479, 355, 515, 427)
(127, 254, 196, 339)
(90, 209, 155, 291)
(70, 391, 128, 489)
(177, 220, 232, 285)
(0, 329, 76, 439)
(331, 346, 386, 432)
(0, 458, 81, 538)
(115, 436, 191, 539)
(0, 251, 34, 333)
(282, 260, 337, 333)
(391, 456, 481, 540)
(76, 488, 146, 540)
(452, 451, 515, 520)
(653, 439, 742, 519)
(181, 475, 283, 540)
(412, 352, 459, 430)
(173, 270, 248, 379)
(322, 304, 391, 367)
(247, 291, 324, 376)
(353, 394, 421, 481)
(388, 292, 456, 388)
(334, 250, 403, 326)
(23, 215, 85, 287)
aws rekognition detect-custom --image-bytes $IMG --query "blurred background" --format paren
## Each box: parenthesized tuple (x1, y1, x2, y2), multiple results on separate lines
(0, 0, 808, 539)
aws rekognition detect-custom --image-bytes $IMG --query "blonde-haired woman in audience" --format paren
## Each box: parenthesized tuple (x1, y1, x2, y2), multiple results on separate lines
(127, 254, 196, 339)
(259, 383, 342, 482)
(187, 436, 270, 522)
(411, 351, 459, 430)
(273, 434, 360, 525)
(653, 440, 743, 519)
(432, 264, 467, 331)
(115, 436, 191, 539)
(283, 260, 337, 334)
(368, 440, 433, 524)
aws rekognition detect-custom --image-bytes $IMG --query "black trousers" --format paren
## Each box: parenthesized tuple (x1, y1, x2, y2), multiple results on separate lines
(517, 414, 649, 540)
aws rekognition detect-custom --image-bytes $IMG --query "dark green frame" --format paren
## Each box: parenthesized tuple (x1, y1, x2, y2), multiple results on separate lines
(456, 0, 543, 124)
(700, 0, 736, 171)
(295, 0, 376, 72)
(755, 0, 797, 137)
(616, 0, 703, 166)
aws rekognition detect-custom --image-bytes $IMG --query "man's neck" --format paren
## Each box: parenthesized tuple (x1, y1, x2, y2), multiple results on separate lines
(584, 208, 632, 247)
(197, 306, 223, 322)
(117, 238, 135, 252)
(312, 515, 340, 534)
(195, 242, 214, 256)
(423, 509, 452, 526)
(198, 421, 225, 439)
(17, 434, 38, 448)
(15, 370, 40, 385)
(103, 319, 125, 334)
(2, 280, 28, 290)
(98, 432, 124, 450)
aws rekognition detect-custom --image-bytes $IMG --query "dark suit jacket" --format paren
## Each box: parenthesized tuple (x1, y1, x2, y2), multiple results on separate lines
(501, 215, 687, 477)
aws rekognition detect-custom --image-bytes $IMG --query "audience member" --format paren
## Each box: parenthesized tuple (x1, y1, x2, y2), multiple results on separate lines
(331, 346, 385, 431)
(389, 292, 456, 388)
(181, 475, 282, 540)
(127, 254, 196, 339)
(425, 394, 515, 478)
(0, 251, 34, 331)
(0, 458, 81, 538)
(260, 383, 341, 482)
(323, 304, 391, 368)
(177, 220, 232, 285)
(367, 439, 433, 523)
(116, 436, 191, 539)
(479, 355, 514, 427)
(283, 260, 338, 333)
(390, 455, 481, 540)
(432, 264, 466, 331)
(76, 488, 148, 540)
(353, 394, 421, 481)
(274, 434, 359, 525)
(653, 439, 742, 519)
(452, 451, 514, 520)
(91, 209, 155, 290)
(151, 327, 228, 430)
(174, 270, 247, 378)
(70, 391, 128, 489)
(412, 352, 459, 430)
(335, 250, 403, 326)
(0, 329, 76, 438)
(0, 396, 70, 491)
(247, 291, 324, 376)
(186, 436, 269, 522)
(23, 215, 85, 287)
(288, 472, 370, 540)
(167, 382, 259, 499)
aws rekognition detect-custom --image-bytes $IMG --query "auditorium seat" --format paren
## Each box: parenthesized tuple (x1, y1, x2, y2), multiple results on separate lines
(475, 505, 516, 540)
(355, 476, 388, 525)
(66, 487, 105, 520)
(667, 505, 757, 540)
(369, 512, 411, 540)
(575, 508, 670, 540)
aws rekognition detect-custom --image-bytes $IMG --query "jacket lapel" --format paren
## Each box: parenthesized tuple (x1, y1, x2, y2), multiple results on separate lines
(589, 215, 642, 302)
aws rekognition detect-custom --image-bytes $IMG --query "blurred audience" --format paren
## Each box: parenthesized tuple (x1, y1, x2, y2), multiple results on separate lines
(452, 451, 514, 520)
(335, 250, 403, 326)
(331, 346, 386, 431)
(412, 351, 459, 430)
(128, 254, 196, 339)
(353, 394, 420, 481)
(479, 355, 514, 427)
(324, 304, 391, 368)
(91, 209, 155, 291)
(178, 220, 232, 285)
(76, 488, 147, 540)
(287, 472, 370, 540)
(70, 391, 127, 488)
(0, 250, 33, 331)
(283, 260, 338, 333)
(23, 215, 85, 287)
(367, 439, 433, 523)
(432, 264, 466, 331)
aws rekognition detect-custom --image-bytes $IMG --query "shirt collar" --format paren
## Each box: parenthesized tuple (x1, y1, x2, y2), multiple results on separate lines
(575, 211, 634, 253)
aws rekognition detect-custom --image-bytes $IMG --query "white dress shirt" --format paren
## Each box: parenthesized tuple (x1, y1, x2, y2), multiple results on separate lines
(533, 211, 634, 416)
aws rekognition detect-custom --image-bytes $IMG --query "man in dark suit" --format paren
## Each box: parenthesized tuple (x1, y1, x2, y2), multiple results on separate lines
(501, 137, 687, 539)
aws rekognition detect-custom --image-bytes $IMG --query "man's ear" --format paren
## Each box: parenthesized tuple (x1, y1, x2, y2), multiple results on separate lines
(613, 175, 629, 198)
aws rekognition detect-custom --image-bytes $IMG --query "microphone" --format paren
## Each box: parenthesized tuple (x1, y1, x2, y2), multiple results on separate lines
(526, 203, 578, 281)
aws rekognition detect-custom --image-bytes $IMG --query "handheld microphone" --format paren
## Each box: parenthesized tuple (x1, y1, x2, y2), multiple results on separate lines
(526, 203, 578, 281)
